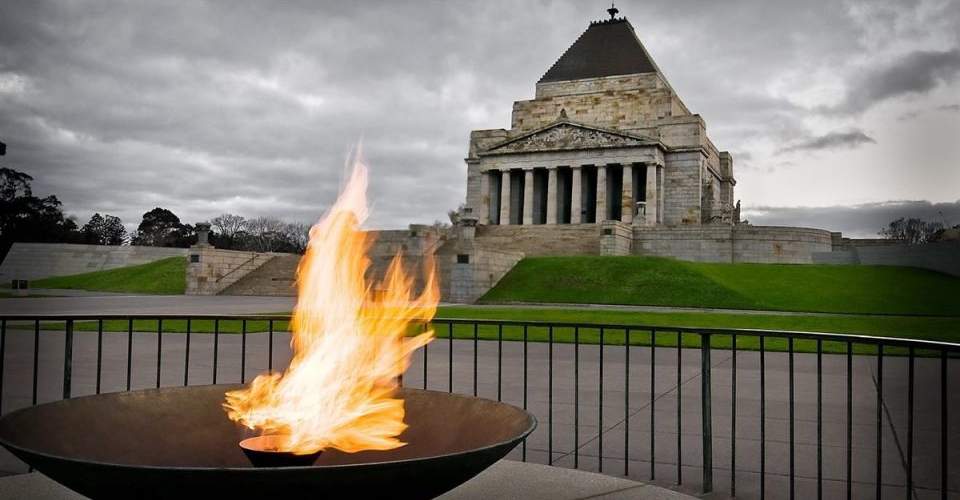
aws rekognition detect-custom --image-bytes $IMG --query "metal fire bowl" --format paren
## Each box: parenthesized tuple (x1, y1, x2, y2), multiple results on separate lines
(0, 385, 536, 500)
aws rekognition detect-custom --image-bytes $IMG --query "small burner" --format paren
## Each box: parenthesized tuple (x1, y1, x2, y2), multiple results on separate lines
(239, 435, 322, 467)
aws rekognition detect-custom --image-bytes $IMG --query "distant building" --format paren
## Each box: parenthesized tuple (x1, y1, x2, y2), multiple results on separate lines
(439, 10, 840, 301)
(464, 15, 737, 228)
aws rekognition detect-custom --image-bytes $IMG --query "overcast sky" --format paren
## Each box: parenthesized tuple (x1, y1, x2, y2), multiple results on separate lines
(1, 0, 958, 237)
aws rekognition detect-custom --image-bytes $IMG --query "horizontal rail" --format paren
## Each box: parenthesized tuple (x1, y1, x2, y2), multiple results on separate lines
(2, 314, 958, 351)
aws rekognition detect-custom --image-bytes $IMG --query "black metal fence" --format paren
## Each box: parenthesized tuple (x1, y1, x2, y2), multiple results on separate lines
(0, 314, 956, 499)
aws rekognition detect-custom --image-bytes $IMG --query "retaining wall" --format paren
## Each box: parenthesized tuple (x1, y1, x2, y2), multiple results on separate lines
(813, 241, 960, 277)
(632, 225, 834, 264)
(186, 246, 285, 295)
(475, 224, 602, 256)
(0, 243, 187, 283)
(436, 238, 524, 303)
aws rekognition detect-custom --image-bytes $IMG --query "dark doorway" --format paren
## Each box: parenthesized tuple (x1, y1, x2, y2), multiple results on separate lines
(557, 168, 572, 224)
(581, 166, 597, 223)
(533, 168, 548, 224)
(489, 171, 502, 224)
(607, 164, 622, 221)
(509, 170, 524, 225)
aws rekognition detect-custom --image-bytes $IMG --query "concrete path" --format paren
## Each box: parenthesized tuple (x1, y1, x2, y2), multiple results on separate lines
(454, 301, 943, 318)
(0, 460, 694, 499)
(0, 295, 295, 316)
(0, 328, 955, 499)
(6, 293, 943, 319)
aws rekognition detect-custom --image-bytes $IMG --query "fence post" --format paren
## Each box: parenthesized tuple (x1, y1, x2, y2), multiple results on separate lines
(701, 332, 713, 493)
(63, 319, 74, 399)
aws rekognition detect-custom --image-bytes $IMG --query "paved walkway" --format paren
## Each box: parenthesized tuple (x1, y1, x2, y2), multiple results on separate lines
(0, 460, 695, 499)
(0, 328, 955, 499)
(5, 293, 947, 319)
(453, 301, 944, 318)
(0, 295, 295, 316)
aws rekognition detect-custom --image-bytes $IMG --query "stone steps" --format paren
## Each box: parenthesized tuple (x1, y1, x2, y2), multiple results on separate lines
(218, 254, 300, 296)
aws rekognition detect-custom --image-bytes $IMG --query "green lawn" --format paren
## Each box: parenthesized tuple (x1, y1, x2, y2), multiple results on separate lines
(480, 256, 960, 316)
(24, 305, 959, 355)
(31, 257, 187, 295)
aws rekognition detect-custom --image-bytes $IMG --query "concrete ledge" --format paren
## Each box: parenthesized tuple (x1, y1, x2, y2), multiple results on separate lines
(0, 460, 694, 500)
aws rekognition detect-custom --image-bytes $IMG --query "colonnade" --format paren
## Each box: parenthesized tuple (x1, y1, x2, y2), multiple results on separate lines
(482, 163, 661, 226)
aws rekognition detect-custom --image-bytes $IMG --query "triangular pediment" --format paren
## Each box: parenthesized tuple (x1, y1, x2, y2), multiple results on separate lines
(481, 120, 656, 156)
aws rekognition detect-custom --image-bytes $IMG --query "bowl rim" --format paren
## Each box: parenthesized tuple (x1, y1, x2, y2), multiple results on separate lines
(0, 384, 538, 472)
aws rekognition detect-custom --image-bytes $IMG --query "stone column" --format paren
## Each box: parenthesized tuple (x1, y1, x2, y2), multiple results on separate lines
(596, 165, 607, 223)
(479, 171, 490, 225)
(522, 168, 534, 225)
(546, 168, 558, 224)
(645, 164, 658, 226)
(621, 164, 633, 224)
(499, 169, 511, 225)
(570, 166, 582, 224)
(658, 166, 664, 224)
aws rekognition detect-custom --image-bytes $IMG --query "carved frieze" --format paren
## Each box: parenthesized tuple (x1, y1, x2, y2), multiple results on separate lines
(483, 123, 650, 155)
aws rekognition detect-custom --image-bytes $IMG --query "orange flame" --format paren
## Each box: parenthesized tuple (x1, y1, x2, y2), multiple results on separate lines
(224, 151, 437, 454)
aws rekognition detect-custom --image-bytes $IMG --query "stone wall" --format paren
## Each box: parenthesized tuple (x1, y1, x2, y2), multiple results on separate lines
(475, 224, 602, 256)
(185, 225, 445, 296)
(600, 221, 632, 255)
(186, 246, 286, 295)
(513, 74, 689, 131)
(813, 241, 960, 277)
(365, 225, 444, 294)
(0, 242, 188, 283)
(632, 225, 834, 264)
(436, 238, 524, 303)
(662, 150, 703, 225)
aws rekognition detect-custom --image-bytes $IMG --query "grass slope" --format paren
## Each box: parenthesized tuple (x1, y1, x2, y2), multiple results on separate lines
(32, 257, 187, 294)
(480, 256, 960, 316)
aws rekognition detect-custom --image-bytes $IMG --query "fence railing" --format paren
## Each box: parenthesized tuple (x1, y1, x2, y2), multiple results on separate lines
(0, 314, 956, 500)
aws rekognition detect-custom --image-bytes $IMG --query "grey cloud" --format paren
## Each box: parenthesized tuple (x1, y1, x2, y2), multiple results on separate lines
(0, 0, 957, 232)
(743, 200, 960, 238)
(777, 129, 876, 154)
(837, 49, 960, 113)
(898, 103, 960, 121)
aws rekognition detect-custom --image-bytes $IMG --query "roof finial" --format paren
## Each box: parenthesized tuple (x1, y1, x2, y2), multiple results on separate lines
(607, 2, 619, 20)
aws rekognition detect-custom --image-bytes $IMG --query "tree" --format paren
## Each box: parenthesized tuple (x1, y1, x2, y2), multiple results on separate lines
(100, 215, 128, 245)
(879, 217, 944, 245)
(81, 213, 127, 245)
(282, 222, 311, 253)
(131, 208, 195, 247)
(211, 213, 246, 239)
(0, 167, 82, 260)
(0, 167, 33, 200)
(246, 216, 288, 252)
(208, 213, 248, 250)
(81, 213, 105, 244)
